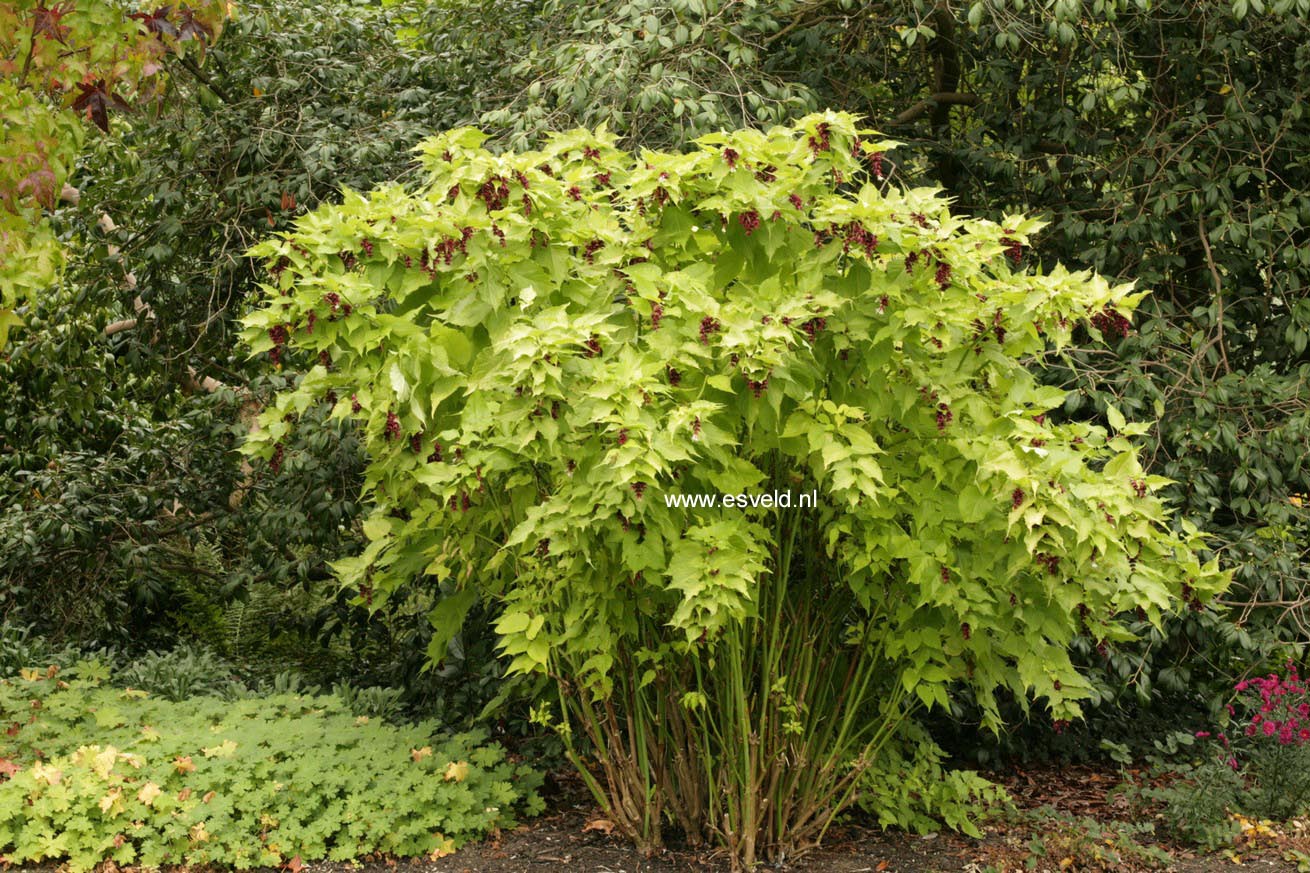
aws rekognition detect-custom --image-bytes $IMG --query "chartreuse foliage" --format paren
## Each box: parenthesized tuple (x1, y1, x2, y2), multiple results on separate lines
(0, 662, 542, 871)
(243, 111, 1227, 866)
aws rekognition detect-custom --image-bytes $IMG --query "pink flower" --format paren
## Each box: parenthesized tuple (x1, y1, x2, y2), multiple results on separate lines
(1263, 721, 1277, 736)
(1195, 731, 1211, 738)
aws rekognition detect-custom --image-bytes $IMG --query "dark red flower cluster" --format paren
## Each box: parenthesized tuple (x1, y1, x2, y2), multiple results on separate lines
(699, 316, 721, 345)
(1091, 307, 1132, 340)
(936, 403, 952, 431)
(869, 151, 885, 180)
(748, 376, 769, 398)
(808, 121, 831, 154)
(961, 622, 971, 640)
(1036, 553, 1060, 576)
(789, 193, 804, 210)
(1000, 232, 1023, 264)
(993, 309, 1006, 344)
(420, 227, 474, 274)
(755, 165, 776, 183)
(385, 411, 401, 441)
(723, 147, 739, 169)
(801, 317, 827, 342)
(351, 394, 362, 413)
(1012, 487, 1025, 509)
(650, 302, 664, 330)
(617, 428, 628, 446)
(739, 210, 761, 235)
(339, 250, 357, 271)
(427, 441, 443, 463)
(584, 334, 602, 357)
(935, 261, 952, 289)
(583, 239, 605, 263)
(270, 443, 285, 474)
(360, 238, 374, 258)
(1131, 478, 1147, 498)
(667, 367, 682, 386)
(843, 223, 878, 258)
(478, 175, 510, 211)
(631, 481, 646, 499)
(567, 185, 583, 201)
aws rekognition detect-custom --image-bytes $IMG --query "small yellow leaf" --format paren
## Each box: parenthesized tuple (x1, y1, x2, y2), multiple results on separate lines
(174, 755, 196, 773)
(1059, 858, 1074, 869)
(19, 668, 40, 682)
(443, 761, 470, 783)
(92, 746, 120, 778)
(411, 746, 432, 762)
(32, 762, 63, 785)
(201, 740, 237, 758)
(190, 822, 210, 843)
(141, 726, 161, 742)
(99, 787, 122, 814)
(1219, 83, 1233, 94)
(137, 782, 162, 806)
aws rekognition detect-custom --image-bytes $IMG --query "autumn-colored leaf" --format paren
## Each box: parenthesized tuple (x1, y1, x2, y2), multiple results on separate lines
(137, 782, 162, 806)
(286, 855, 304, 873)
(582, 818, 615, 835)
(442, 760, 469, 783)
(0, 758, 21, 778)
(71, 80, 130, 133)
(31, 3, 74, 44)
(410, 746, 432, 762)
(174, 755, 196, 773)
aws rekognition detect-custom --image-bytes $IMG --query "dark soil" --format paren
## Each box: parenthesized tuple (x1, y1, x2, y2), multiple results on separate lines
(398, 767, 1307, 873)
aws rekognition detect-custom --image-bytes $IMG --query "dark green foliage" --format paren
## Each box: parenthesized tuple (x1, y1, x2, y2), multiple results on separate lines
(115, 645, 246, 701)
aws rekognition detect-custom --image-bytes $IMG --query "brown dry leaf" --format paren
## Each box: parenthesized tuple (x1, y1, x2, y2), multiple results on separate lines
(174, 755, 196, 774)
(286, 855, 304, 873)
(583, 818, 615, 835)
(411, 746, 432, 762)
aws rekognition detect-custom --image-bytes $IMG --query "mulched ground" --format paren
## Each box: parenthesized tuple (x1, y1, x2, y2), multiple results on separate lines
(398, 765, 1309, 873)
